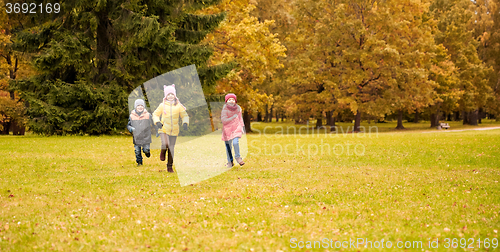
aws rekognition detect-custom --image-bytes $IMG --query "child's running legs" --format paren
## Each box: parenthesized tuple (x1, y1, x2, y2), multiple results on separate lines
(232, 137, 244, 165)
(225, 137, 244, 167)
(143, 144, 151, 158)
(134, 145, 143, 166)
(166, 136, 177, 172)
(225, 140, 234, 166)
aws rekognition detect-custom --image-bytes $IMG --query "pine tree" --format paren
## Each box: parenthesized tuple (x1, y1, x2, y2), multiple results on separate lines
(10, 0, 232, 135)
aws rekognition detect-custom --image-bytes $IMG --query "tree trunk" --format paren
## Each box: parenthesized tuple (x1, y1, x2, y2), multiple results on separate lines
(2, 54, 25, 135)
(396, 110, 405, 129)
(264, 104, 269, 122)
(414, 112, 420, 123)
(462, 110, 469, 125)
(430, 114, 437, 127)
(11, 119, 25, 135)
(354, 110, 361, 132)
(430, 107, 441, 128)
(257, 112, 262, 122)
(478, 108, 483, 124)
(269, 105, 273, 122)
(315, 112, 323, 129)
(1, 120, 10, 135)
(434, 109, 441, 127)
(447, 113, 452, 121)
(243, 110, 252, 133)
(327, 111, 336, 132)
(454, 111, 460, 121)
(96, 9, 114, 80)
(469, 109, 478, 125)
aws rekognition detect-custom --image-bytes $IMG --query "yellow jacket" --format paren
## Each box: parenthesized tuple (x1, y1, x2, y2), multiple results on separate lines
(153, 101, 189, 136)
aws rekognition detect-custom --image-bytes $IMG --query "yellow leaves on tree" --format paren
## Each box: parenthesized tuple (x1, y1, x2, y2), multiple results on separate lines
(197, 0, 287, 114)
(0, 0, 35, 133)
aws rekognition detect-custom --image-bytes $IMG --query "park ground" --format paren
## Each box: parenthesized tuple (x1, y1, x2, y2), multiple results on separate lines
(0, 120, 499, 251)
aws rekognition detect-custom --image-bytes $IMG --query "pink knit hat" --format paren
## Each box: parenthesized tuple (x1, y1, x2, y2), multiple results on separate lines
(164, 84, 176, 98)
(162, 84, 185, 113)
(225, 93, 237, 103)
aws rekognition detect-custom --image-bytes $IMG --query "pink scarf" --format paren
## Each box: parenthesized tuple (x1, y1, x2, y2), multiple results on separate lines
(226, 103, 238, 111)
(223, 104, 239, 119)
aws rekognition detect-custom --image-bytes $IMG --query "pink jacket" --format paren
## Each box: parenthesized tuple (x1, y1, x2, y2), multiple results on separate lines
(221, 104, 245, 141)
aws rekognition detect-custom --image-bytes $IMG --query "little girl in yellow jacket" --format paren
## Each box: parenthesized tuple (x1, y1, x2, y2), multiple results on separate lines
(153, 84, 189, 173)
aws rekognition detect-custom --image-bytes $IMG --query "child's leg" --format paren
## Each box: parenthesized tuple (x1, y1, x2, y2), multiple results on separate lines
(233, 138, 244, 165)
(232, 137, 240, 158)
(166, 135, 177, 169)
(225, 140, 233, 163)
(134, 145, 143, 164)
(167, 135, 177, 159)
(160, 133, 169, 149)
(159, 133, 169, 161)
(143, 144, 151, 158)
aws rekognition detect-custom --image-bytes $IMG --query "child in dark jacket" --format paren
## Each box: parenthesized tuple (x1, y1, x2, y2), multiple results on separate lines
(127, 99, 156, 166)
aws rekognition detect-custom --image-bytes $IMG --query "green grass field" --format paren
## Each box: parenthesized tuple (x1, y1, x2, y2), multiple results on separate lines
(1, 120, 499, 251)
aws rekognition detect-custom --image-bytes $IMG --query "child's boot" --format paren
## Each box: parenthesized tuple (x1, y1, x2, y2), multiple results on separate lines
(137, 162, 143, 167)
(145, 151, 151, 158)
(167, 165, 174, 173)
(160, 149, 166, 161)
(166, 149, 174, 173)
(226, 162, 234, 168)
(236, 157, 245, 166)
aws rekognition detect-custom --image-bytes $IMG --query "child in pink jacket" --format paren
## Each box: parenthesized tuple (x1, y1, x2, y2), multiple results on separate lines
(221, 93, 245, 168)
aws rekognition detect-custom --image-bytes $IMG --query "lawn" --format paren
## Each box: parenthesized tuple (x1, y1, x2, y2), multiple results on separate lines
(0, 121, 499, 251)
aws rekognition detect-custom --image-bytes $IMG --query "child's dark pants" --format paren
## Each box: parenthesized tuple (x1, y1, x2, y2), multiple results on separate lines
(134, 144, 150, 164)
(160, 133, 177, 168)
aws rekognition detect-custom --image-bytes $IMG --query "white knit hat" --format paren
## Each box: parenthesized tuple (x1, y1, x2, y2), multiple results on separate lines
(134, 99, 145, 109)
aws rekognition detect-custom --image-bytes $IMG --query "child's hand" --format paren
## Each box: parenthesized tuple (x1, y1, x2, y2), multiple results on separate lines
(129, 127, 135, 133)
(156, 122, 163, 129)
(183, 123, 188, 130)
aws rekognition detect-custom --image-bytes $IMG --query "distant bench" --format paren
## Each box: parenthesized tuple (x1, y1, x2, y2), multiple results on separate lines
(437, 123, 450, 130)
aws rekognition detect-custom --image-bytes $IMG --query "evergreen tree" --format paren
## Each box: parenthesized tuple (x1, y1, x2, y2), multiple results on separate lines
(11, 0, 232, 135)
